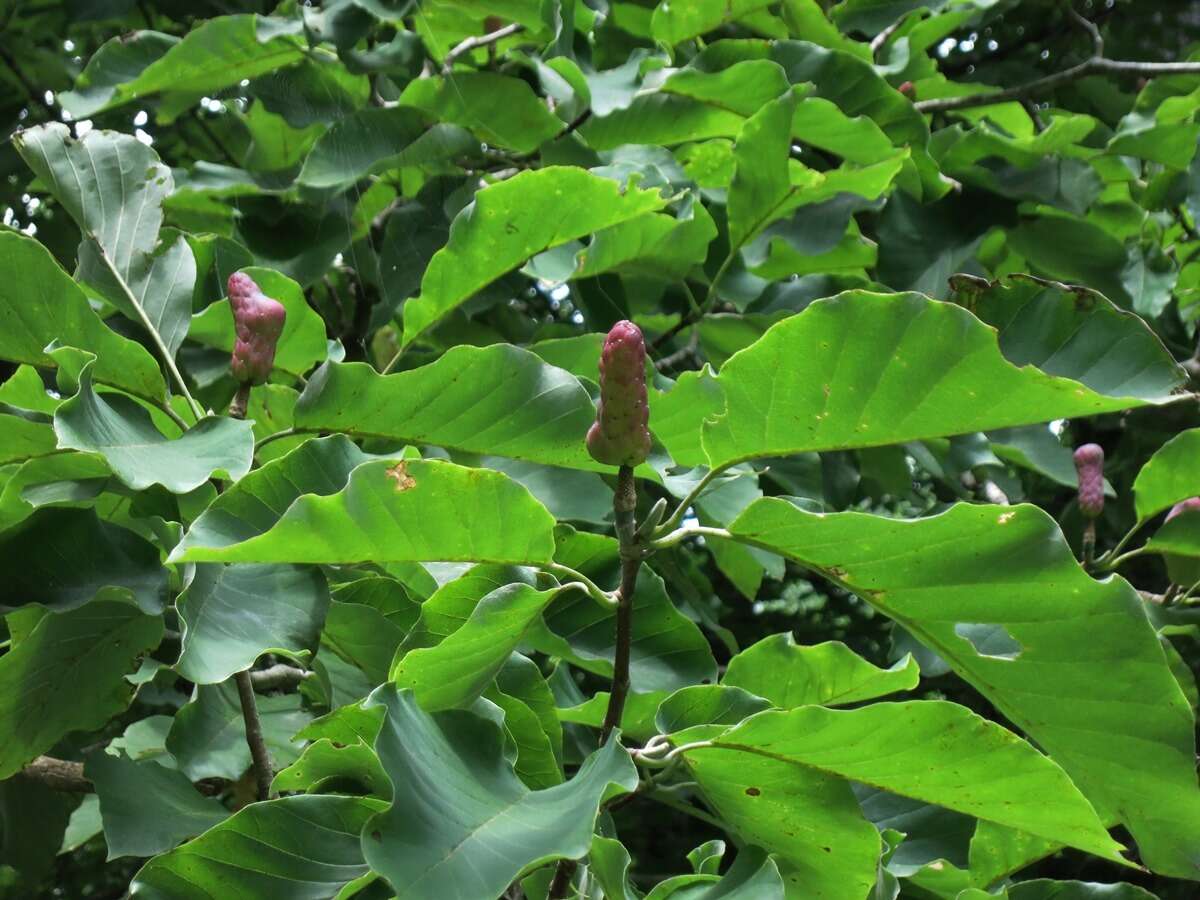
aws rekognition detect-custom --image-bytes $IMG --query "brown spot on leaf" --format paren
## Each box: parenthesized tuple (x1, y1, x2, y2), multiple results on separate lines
(386, 461, 416, 492)
(745, 787, 761, 796)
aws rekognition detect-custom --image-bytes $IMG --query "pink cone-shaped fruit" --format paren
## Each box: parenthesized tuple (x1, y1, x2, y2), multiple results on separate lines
(1073, 443, 1105, 519)
(586, 320, 651, 468)
(228, 272, 286, 386)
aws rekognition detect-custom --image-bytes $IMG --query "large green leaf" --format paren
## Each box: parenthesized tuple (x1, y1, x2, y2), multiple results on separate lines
(293, 346, 611, 472)
(297, 107, 475, 188)
(398, 72, 564, 153)
(1133, 428, 1200, 522)
(392, 583, 567, 710)
(171, 459, 558, 565)
(0, 508, 167, 614)
(128, 795, 380, 899)
(59, 14, 305, 119)
(402, 167, 668, 345)
(0, 231, 166, 402)
(661, 292, 1180, 470)
(652, 0, 776, 45)
(959, 274, 1186, 401)
(361, 686, 638, 898)
(86, 751, 229, 859)
(729, 498, 1200, 879)
(174, 434, 369, 557)
(683, 701, 1122, 900)
(55, 363, 253, 493)
(176, 563, 329, 684)
(722, 634, 919, 707)
(726, 88, 795, 251)
(0, 600, 162, 779)
(15, 126, 196, 368)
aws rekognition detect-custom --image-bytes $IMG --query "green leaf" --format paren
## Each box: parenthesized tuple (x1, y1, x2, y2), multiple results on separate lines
(272, 737, 387, 798)
(128, 795, 380, 899)
(0, 452, 113, 535)
(175, 434, 369, 557)
(171, 459, 558, 565)
(668, 292, 1180, 470)
(398, 72, 563, 153)
(14, 125, 197, 373)
(188, 268, 328, 380)
(57, 30, 178, 119)
(402, 167, 668, 345)
(55, 363, 253, 493)
(166, 682, 309, 781)
(176, 563, 329, 684)
(652, 0, 775, 46)
(298, 107, 475, 188)
(361, 686, 638, 898)
(655, 685, 772, 735)
(730, 498, 1200, 879)
(0, 508, 166, 614)
(294, 346, 616, 473)
(1007, 880, 1158, 900)
(960, 274, 1186, 401)
(727, 88, 795, 251)
(86, 751, 228, 859)
(392, 583, 567, 711)
(1133, 428, 1200, 522)
(722, 634, 919, 707)
(0, 231, 166, 402)
(59, 14, 305, 119)
(322, 599, 408, 685)
(0, 600, 163, 779)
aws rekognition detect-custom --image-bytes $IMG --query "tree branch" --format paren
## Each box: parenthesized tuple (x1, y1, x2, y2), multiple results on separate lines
(601, 465, 640, 744)
(234, 669, 275, 801)
(250, 663, 312, 692)
(915, 57, 1200, 114)
(19, 756, 91, 792)
(442, 22, 525, 74)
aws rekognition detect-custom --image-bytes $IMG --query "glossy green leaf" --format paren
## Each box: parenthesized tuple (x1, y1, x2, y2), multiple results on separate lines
(298, 107, 475, 188)
(730, 498, 1200, 879)
(175, 434, 369, 557)
(402, 167, 668, 345)
(176, 563, 329, 684)
(59, 14, 305, 119)
(651, 0, 775, 45)
(172, 459, 558, 565)
(55, 363, 253, 493)
(0, 452, 113, 534)
(399, 73, 563, 153)
(0, 600, 162, 779)
(0, 508, 166, 614)
(271, 738, 387, 798)
(392, 583, 566, 711)
(128, 795, 380, 899)
(293, 346, 615, 473)
(1133, 428, 1200, 521)
(86, 751, 228, 859)
(361, 686, 638, 898)
(0, 231, 166, 402)
(722, 634, 919, 708)
(727, 88, 795, 251)
(667, 292, 1180, 470)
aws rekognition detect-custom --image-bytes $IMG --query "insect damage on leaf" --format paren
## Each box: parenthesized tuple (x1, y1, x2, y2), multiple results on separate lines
(385, 462, 416, 492)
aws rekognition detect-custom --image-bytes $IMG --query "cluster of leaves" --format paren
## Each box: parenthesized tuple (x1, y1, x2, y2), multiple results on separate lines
(2, 0, 1200, 898)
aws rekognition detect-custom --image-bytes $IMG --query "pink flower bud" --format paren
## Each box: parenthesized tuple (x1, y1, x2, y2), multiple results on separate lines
(586, 320, 651, 468)
(1073, 443, 1105, 519)
(228, 272, 286, 386)
(1166, 497, 1200, 521)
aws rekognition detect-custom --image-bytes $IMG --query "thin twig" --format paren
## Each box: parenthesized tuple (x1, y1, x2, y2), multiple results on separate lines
(442, 22, 525, 74)
(914, 57, 1200, 114)
(1066, 4, 1103, 57)
(547, 859, 577, 900)
(601, 465, 640, 744)
(234, 669, 274, 801)
(870, 19, 904, 57)
(249, 663, 311, 692)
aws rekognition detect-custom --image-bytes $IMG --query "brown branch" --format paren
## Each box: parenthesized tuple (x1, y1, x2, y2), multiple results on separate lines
(601, 465, 640, 743)
(235, 669, 275, 801)
(915, 57, 1200, 114)
(249, 662, 312, 692)
(442, 22, 525, 74)
(547, 858, 577, 899)
(19, 756, 92, 792)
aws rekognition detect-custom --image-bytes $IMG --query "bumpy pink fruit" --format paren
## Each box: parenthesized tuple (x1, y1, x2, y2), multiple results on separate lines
(228, 272, 286, 386)
(1073, 443, 1105, 519)
(1166, 497, 1200, 522)
(586, 320, 651, 468)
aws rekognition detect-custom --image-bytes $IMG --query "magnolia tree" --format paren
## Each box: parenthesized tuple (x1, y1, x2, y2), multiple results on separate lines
(3, 1, 1200, 898)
